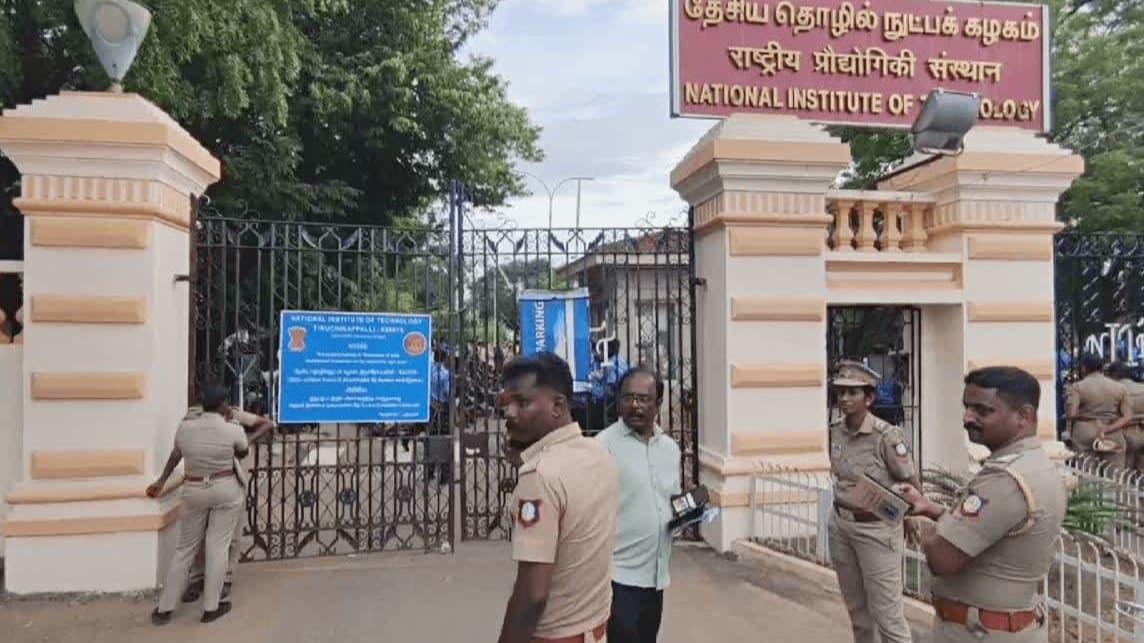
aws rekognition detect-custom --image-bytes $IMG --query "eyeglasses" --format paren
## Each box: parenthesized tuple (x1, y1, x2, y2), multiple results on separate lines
(620, 393, 655, 405)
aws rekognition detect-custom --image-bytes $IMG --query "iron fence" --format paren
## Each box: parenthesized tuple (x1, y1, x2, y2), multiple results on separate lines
(827, 306, 922, 459)
(1055, 233, 1144, 437)
(1066, 453, 1144, 557)
(749, 463, 1144, 642)
(193, 213, 459, 557)
(456, 224, 698, 540)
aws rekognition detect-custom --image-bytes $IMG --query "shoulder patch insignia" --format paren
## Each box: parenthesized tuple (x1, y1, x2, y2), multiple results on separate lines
(959, 494, 988, 517)
(517, 499, 542, 528)
(894, 442, 909, 458)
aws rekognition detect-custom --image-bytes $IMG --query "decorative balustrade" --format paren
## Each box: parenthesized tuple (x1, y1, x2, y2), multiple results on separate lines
(825, 190, 935, 253)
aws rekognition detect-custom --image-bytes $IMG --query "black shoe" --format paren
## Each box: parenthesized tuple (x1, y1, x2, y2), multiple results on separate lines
(201, 602, 232, 623)
(151, 608, 172, 626)
(181, 583, 202, 603)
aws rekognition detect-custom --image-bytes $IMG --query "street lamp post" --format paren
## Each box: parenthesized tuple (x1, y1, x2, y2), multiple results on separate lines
(521, 172, 594, 232)
(520, 173, 593, 285)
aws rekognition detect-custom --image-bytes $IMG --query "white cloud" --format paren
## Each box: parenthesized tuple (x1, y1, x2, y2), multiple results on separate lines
(467, 0, 716, 228)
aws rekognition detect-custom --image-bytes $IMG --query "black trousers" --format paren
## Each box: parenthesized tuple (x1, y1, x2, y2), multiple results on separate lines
(608, 582, 663, 643)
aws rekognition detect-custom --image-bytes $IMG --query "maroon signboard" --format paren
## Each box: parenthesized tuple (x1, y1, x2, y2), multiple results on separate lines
(670, 0, 1050, 131)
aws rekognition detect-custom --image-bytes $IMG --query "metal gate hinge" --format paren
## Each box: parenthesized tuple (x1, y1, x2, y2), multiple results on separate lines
(692, 277, 707, 287)
(174, 274, 191, 283)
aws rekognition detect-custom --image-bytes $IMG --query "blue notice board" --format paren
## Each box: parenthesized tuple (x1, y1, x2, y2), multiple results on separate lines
(518, 288, 592, 388)
(277, 311, 432, 424)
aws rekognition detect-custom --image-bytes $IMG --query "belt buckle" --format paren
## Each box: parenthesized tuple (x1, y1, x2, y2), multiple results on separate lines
(837, 506, 856, 521)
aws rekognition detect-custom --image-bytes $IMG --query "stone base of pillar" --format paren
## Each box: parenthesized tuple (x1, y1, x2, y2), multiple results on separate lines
(2, 483, 182, 593)
(5, 523, 178, 594)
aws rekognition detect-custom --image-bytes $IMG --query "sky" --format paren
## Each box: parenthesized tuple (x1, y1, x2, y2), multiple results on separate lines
(464, 0, 714, 230)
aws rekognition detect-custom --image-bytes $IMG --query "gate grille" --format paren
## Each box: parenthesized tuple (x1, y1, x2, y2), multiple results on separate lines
(1054, 233, 1144, 435)
(826, 306, 922, 459)
(193, 214, 457, 559)
(456, 224, 699, 540)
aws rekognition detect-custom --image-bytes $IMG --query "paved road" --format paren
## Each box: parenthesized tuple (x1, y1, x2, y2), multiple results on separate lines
(1, 542, 930, 643)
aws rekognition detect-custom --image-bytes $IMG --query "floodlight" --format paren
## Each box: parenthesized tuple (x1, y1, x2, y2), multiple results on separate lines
(74, 0, 152, 92)
(911, 89, 982, 156)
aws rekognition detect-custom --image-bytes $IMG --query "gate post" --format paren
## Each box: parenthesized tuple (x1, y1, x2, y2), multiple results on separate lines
(879, 126, 1083, 462)
(671, 114, 850, 551)
(0, 92, 220, 593)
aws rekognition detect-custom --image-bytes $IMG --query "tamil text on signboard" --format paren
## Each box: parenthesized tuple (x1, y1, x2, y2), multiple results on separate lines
(277, 311, 432, 424)
(670, 0, 1049, 130)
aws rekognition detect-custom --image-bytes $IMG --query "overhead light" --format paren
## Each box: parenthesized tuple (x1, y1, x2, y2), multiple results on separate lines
(74, 0, 152, 92)
(911, 89, 982, 156)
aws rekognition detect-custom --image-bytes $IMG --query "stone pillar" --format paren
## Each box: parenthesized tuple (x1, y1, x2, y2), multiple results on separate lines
(0, 92, 220, 593)
(881, 126, 1083, 463)
(671, 114, 851, 551)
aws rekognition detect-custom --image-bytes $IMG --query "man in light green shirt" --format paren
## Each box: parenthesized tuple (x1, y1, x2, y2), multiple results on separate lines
(596, 367, 681, 643)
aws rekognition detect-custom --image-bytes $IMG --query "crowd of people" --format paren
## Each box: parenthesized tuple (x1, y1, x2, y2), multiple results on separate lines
(1065, 352, 1144, 470)
(143, 345, 1078, 641)
(493, 353, 1068, 643)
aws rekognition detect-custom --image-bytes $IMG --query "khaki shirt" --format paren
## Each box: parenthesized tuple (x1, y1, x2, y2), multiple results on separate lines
(1067, 372, 1131, 424)
(1125, 380, 1144, 420)
(183, 406, 264, 486)
(175, 412, 248, 479)
(829, 412, 917, 510)
(932, 437, 1067, 611)
(510, 423, 619, 639)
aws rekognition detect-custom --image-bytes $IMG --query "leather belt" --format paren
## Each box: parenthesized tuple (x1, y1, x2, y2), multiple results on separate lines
(532, 622, 607, 643)
(834, 504, 880, 523)
(185, 470, 236, 483)
(934, 597, 1040, 633)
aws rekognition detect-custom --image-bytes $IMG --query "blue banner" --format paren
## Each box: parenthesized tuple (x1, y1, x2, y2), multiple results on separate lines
(277, 311, 432, 424)
(518, 288, 592, 387)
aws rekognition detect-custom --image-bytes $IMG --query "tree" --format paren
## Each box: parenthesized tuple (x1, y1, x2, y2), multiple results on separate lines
(0, 0, 541, 224)
(841, 0, 1144, 232)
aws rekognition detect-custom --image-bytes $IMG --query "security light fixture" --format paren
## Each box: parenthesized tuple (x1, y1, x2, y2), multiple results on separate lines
(911, 89, 982, 156)
(74, 0, 152, 92)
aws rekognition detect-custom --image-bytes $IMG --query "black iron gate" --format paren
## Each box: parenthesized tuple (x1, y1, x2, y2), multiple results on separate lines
(192, 209, 459, 560)
(1054, 233, 1144, 434)
(455, 223, 699, 540)
(826, 306, 922, 458)
(191, 197, 701, 557)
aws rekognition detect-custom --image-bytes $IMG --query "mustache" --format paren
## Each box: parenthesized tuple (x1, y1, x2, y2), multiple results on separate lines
(964, 423, 983, 432)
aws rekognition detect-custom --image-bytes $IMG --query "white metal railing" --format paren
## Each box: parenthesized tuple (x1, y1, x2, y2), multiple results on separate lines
(749, 464, 1143, 642)
(1066, 453, 1144, 557)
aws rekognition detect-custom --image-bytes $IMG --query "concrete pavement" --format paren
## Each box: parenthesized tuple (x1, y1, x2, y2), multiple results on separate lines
(1, 542, 930, 642)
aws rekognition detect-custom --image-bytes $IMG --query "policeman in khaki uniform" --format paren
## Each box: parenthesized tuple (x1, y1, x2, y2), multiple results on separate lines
(828, 361, 919, 643)
(497, 353, 620, 643)
(1108, 362, 1144, 471)
(1066, 353, 1132, 467)
(181, 403, 275, 602)
(897, 366, 1067, 642)
(147, 386, 257, 625)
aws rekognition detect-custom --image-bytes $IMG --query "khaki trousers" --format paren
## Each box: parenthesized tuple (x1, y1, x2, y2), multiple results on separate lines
(829, 513, 912, 643)
(1071, 421, 1127, 469)
(931, 609, 1047, 642)
(1123, 427, 1144, 471)
(188, 515, 243, 585)
(158, 477, 245, 612)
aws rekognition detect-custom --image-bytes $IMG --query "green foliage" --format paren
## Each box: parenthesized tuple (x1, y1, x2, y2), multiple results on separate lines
(0, 0, 541, 224)
(841, 0, 1144, 231)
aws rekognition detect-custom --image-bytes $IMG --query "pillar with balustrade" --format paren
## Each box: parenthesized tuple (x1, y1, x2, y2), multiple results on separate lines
(673, 115, 1083, 552)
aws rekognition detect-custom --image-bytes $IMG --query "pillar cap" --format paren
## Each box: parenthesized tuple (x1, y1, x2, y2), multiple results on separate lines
(0, 91, 220, 187)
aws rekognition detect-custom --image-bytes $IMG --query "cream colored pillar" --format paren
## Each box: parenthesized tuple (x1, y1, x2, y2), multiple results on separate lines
(0, 92, 220, 593)
(671, 114, 851, 551)
(881, 127, 1083, 463)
